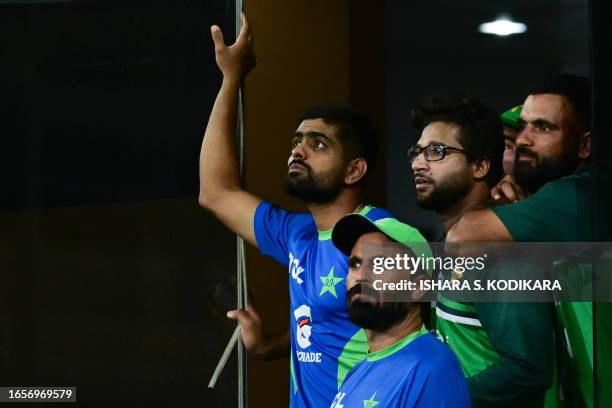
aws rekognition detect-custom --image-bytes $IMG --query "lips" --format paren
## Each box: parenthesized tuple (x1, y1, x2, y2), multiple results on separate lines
(289, 163, 306, 172)
(517, 154, 536, 161)
(516, 148, 537, 162)
(414, 174, 433, 191)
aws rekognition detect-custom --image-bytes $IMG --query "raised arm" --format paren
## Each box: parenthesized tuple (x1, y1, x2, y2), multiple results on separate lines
(446, 208, 512, 244)
(199, 13, 261, 247)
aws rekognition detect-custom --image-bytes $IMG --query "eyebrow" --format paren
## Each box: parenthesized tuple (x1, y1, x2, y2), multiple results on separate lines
(348, 255, 361, 267)
(532, 119, 559, 129)
(416, 140, 446, 147)
(294, 131, 333, 142)
(518, 117, 559, 129)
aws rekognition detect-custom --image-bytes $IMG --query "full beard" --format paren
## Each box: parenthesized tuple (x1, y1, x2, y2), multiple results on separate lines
(514, 147, 580, 194)
(415, 171, 473, 213)
(283, 166, 344, 204)
(347, 284, 411, 332)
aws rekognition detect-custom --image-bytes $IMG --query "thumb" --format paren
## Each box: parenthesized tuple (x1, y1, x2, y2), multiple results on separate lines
(227, 309, 251, 326)
(210, 25, 226, 51)
(491, 185, 502, 201)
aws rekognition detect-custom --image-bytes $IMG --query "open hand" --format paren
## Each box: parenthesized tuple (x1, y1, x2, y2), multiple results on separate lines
(210, 12, 256, 83)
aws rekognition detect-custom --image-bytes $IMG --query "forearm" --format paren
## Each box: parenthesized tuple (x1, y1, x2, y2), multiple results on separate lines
(446, 208, 512, 245)
(199, 79, 242, 207)
(469, 302, 553, 405)
(468, 356, 550, 406)
(255, 330, 291, 361)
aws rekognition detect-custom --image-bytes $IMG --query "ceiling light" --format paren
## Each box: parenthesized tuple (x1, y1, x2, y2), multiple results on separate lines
(479, 16, 527, 36)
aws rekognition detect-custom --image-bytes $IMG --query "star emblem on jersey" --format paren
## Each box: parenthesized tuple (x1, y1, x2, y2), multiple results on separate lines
(363, 391, 379, 408)
(319, 266, 344, 298)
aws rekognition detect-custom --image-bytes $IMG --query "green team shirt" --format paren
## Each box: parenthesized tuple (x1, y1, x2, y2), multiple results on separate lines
(435, 261, 554, 408)
(492, 171, 596, 408)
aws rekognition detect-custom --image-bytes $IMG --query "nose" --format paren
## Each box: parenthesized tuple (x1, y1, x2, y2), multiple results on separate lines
(515, 126, 534, 148)
(291, 141, 306, 160)
(411, 151, 429, 173)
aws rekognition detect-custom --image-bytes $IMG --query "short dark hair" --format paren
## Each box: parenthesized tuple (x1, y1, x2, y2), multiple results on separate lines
(410, 92, 504, 187)
(526, 73, 591, 132)
(298, 105, 378, 177)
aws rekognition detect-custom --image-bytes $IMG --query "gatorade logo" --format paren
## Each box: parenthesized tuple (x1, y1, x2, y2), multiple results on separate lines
(294, 304, 313, 349)
(294, 304, 323, 363)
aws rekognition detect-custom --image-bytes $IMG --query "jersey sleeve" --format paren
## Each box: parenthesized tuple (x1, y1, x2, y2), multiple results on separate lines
(491, 176, 586, 242)
(253, 201, 294, 266)
(468, 300, 554, 406)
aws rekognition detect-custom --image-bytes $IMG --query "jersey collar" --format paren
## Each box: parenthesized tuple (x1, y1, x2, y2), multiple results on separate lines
(366, 324, 428, 362)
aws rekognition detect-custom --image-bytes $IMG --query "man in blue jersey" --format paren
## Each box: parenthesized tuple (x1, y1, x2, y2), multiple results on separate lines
(329, 214, 470, 407)
(200, 14, 398, 406)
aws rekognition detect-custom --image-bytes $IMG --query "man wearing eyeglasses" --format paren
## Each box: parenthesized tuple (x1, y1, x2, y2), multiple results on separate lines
(407, 92, 555, 407)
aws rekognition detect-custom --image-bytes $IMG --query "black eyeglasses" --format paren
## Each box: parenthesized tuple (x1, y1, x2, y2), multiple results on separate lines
(406, 143, 467, 163)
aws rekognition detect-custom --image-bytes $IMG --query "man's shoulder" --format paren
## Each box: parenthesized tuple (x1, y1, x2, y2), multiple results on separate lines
(256, 201, 315, 226)
(405, 332, 454, 361)
(362, 205, 396, 222)
(538, 170, 591, 196)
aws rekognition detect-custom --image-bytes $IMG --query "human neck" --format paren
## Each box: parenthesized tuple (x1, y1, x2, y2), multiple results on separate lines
(440, 183, 489, 232)
(306, 189, 366, 231)
(574, 160, 589, 174)
(366, 309, 422, 353)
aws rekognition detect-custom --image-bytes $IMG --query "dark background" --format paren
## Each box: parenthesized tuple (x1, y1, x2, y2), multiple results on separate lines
(0, 0, 241, 406)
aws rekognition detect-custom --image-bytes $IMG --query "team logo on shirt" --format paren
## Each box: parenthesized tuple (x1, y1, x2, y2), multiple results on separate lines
(294, 304, 313, 348)
(319, 266, 343, 298)
(293, 304, 322, 363)
(289, 252, 305, 284)
(330, 391, 380, 408)
(330, 392, 346, 408)
(363, 391, 380, 408)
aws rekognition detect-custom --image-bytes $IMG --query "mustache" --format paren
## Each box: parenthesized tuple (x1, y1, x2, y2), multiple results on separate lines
(515, 146, 538, 159)
(347, 283, 380, 303)
(413, 172, 434, 184)
(288, 159, 311, 172)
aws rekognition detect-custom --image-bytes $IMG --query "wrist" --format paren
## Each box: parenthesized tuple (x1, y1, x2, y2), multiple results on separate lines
(221, 76, 241, 89)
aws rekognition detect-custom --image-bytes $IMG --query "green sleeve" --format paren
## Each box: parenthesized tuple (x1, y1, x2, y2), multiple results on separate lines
(468, 300, 554, 407)
(491, 174, 591, 242)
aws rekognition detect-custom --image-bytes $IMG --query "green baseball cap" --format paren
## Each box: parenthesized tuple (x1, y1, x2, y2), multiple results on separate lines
(331, 214, 430, 258)
(500, 105, 522, 130)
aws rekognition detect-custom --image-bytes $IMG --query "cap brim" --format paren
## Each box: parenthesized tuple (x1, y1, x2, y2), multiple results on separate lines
(331, 214, 382, 257)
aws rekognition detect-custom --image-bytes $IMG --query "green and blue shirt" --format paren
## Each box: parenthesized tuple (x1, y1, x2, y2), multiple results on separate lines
(331, 326, 470, 407)
(254, 202, 395, 407)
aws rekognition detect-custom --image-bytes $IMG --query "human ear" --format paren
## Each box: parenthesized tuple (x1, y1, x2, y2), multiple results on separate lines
(578, 131, 591, 160)
(345, 158, 368, 185)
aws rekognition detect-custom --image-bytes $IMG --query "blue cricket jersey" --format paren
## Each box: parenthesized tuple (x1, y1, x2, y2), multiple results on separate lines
(330, 326, 471, 408)
(254, 202, 395, 407)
